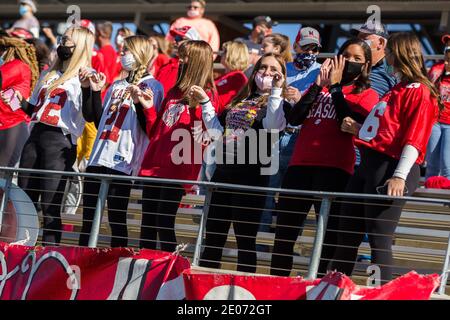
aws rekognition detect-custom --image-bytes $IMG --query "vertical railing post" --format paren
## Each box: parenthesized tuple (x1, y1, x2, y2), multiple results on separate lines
(307, 196, 332, 280)
(439, 232, 450, 295)
(0, 171, 14, 234)
(88, 178, 110, 248)
(192, 185, 214, 266)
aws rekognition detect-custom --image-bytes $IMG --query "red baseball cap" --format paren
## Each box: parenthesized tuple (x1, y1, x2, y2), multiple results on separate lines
(169, 26, 201, 41)
(80, 19, 96, 35)
(442, 34, 450, 44)
(8, 27, 33, 40)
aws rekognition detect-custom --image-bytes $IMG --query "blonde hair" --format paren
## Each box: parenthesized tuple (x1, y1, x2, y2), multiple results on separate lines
(265, 33, 293, 62)
(175, 40, 216, 103)
(0, 36, 39, 89)
(387, 32, 442, 109)
(222, 41, 249, 72)
(150, 34, 172, 56)
(117, 27, 134, 38)
(44, 27, 94, 95)
(124, 35, 156, 85)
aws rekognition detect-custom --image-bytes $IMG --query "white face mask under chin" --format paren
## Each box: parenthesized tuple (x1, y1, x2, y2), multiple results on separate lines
(121, 53, 136, 71)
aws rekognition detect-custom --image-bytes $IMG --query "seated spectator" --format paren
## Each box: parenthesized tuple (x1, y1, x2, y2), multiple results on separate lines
(167, 0, 220, 54)
(11, 0, 39, 38)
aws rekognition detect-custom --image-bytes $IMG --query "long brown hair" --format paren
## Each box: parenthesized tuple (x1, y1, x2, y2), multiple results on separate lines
(265, 33, 293, 63)
(175, 40, 216, 103)
(387, 32, 442, 109)
(0, 36, 39, 89)
(231, 53, 287, 107)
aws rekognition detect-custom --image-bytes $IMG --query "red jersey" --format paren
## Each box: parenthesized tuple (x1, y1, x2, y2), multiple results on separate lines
(139, 88, 219, 181)
(92, 50, 106, 74)
(358, 82, 438, 164)
(290, 85, 379, 174)
(152, 53, 171, 77)
(428, 62, 450, 125)
(98, 44, 119, 85)
(215, 70, 248, 115)
(0, 59, 32, 130)
(155, 57, 179, 96)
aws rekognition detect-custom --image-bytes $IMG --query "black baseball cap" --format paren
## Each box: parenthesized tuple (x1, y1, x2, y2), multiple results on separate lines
(351, 22, 389, 39)
(252, 16, 278, 29)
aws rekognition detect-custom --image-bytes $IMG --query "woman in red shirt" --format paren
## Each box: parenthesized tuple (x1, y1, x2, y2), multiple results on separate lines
(214, 40, 249, 113)
(328, 33, 440, 282)
(139, 40, 218, 252)
(0, 36, 39, 168)
(270, 38, 379, 276)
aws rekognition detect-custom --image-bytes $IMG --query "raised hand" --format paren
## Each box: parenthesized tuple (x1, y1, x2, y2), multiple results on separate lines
(340, 116, 361, 136)
(126, 85, 154, 109)
(188, 85, 209, 107)
(272, 71, 285, 89)
(330, 55, 346, 85)
(315, 58, 331, 88)
(285, 86, 302, 104)
(89, 72, 107, 92)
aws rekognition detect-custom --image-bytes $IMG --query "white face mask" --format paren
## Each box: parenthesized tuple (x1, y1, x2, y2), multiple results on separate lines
(116, 35, 124, 47)
(187, 9, 200, 18)
(255, 72, 273, 91)
(120, 53, 136, 71)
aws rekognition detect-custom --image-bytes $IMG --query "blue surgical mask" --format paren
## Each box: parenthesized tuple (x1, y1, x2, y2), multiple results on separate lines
(294, 53, 317, 71)
(19, 5, 28, 16)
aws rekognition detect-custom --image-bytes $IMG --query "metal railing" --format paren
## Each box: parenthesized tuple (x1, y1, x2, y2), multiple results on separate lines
(1, 166, 450, 295)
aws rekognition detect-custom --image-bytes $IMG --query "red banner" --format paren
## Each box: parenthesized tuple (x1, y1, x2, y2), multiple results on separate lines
(183, 268, 440, 300)
(0, 242, 190, 300)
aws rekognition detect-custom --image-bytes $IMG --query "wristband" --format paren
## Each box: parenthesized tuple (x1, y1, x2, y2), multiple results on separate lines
(200, 99, 211, 105)
(329, 83, 342, 94)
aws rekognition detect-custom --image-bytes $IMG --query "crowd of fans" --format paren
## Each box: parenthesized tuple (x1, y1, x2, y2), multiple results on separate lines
(0, 0, 449, 281)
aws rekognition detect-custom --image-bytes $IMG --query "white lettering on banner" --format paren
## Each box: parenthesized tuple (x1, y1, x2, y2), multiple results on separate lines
(156, 274, 185, 300)
(203, 285, 256, 300)
(306, 281, 340, 300)
(107, 258, 150, 300)
(0, 250, 79, 300)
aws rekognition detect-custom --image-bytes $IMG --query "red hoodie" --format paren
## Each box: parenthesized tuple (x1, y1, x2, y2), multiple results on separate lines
(155, 57, 179, 96)
(0, 59, 32, 130)
(139, 87, 218, 181)
(214, 70, 248, 114)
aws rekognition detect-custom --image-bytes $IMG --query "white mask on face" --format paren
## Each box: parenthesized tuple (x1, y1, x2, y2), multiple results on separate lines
(116, 35, 124, 47)
(255, 72, 273, 91)
(187, 9, 200, 18)
(120, 53, 136, 71)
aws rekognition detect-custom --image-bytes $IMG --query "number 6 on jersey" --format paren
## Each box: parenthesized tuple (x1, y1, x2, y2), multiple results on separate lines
(359, 101, 387, 142)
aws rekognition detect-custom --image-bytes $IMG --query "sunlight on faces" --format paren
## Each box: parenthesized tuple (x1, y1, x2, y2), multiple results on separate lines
(293, 42, 320, 54)
(257, 55, 283, 77)
(342, 44, 367, 64)
(261, 37, 280, 55)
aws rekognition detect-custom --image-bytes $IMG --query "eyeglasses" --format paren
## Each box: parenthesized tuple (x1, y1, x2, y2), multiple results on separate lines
(300, 44, 319, 52)
(174, 35, 184, 43)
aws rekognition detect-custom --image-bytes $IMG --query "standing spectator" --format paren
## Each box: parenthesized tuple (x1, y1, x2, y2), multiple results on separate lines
(113, 26, 135, 81)
(352, 22, 397, 97)
(11, 0, 39, 38)
(270, 39, 379, 276)
(425, 34, 450, 179)
(149, 35, 171, 76)
(0, 36, 39, 168)
(167, 0, 220, 54)
(96, 21, 119, 87)
(79, 36, 163, 248)
(199, 53, 290, 273)
(261, 33, 293, 63)
(237, 16, 277, 79)
(10, 27, 95, 246)
(328, 33, 440, 282)
(156, 26, 201, 96)
(259, 27, 322, 243)
(139, 40, 219, 252)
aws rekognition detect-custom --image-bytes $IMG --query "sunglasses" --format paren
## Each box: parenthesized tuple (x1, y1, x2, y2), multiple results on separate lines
(174, 35, 184, 43)
(300, 44, 319, 52)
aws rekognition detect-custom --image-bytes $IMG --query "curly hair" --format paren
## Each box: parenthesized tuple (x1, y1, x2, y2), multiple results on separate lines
(0, 36, 39, 89)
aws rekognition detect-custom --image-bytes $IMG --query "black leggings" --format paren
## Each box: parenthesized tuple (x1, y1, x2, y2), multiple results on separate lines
(79, 166, 132, 247)
(328, 147, 420, 283)
(18, 123, 77, 246)
(140, 181, 185, 252)
(0, 122, 29, 168)
(270, 165, 350, 276)
(200, 166, 268, 273)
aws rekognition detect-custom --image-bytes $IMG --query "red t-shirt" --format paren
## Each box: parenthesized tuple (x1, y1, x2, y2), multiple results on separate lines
(98, 44, 119, 86)
(0, 59, 32, 130)
(358, 82, 438, 164)
(139, 87, 219, 181)
(92, 49, 106, 74)
(290, 85, 379, 174)
(152, 53, 171, 78)
(429, 62, 450, 125)
(214, 70, 248, 115)
(155, 57, 179, 96)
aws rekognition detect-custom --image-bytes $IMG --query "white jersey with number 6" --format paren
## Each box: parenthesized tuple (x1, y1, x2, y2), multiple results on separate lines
(29, 71, 85, 144)
(88, 74, 164, 175)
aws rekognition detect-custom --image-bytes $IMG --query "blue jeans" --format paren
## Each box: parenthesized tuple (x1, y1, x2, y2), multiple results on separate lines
(425, 123, 450, 179)
(259, 131, 299, 232)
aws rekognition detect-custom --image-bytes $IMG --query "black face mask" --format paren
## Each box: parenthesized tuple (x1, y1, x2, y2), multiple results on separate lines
(341, 61, 364, 85)
(57, 45, 74, 61)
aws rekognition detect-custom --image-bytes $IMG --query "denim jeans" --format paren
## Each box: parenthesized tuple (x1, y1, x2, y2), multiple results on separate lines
(259, 131, 299, 232)
(425, 122, 450, 179)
